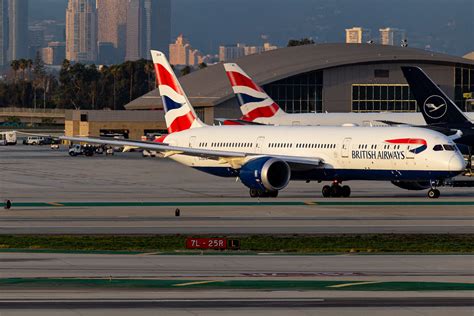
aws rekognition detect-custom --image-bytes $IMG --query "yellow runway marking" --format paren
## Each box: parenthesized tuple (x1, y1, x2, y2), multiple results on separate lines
(328, 281, 382, 288)
(173, 280, 220, 287)
(47, 202, 64, 207)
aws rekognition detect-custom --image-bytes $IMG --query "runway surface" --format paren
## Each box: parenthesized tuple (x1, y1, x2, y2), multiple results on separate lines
(1, 253, 472, 282)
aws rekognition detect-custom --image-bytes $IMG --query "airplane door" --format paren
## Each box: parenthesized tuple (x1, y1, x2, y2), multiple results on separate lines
(256, 136, 265, 153)
(341, 138, 352, 158)
(189, 136, 197, 148)
(292, 121, 300, 126)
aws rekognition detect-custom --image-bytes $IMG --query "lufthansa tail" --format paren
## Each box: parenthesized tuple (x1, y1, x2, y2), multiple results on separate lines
(151, 50, 205, 133)
(223, 63, 285, 122)
(401, 66, 471, 126)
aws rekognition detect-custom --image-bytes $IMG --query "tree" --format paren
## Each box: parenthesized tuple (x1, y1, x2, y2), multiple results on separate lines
(287, 38, 315, 47)
(32, 52, 46, 109)
(198, 62, 207, 69)
(10, 60, 20, 82)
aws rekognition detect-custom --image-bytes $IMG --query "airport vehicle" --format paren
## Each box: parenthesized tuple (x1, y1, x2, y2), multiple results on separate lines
(222, 63, 474, 126)
(61, 51, 466, 198)
(23, 136, 45, 145)
(68, 144, 95, 157)
(0, 131, 17, 145)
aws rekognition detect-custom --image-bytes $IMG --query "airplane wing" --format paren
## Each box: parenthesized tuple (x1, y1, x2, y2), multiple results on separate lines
(215, 118, 267, 126)
(60, 136, 323, 169)
(376, 120, 410, 126)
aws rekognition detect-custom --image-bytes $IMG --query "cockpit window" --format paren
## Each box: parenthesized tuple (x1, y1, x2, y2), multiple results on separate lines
(433, 145, 443, 151)
(443, 144, 455, 151)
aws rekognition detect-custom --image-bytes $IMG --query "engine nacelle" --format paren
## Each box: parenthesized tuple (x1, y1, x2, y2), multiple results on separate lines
(391, 180, 431, 191)
(239, 157, 291, 191)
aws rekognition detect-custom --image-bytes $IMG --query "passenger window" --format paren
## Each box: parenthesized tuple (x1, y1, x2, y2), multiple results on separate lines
(433, 145, 443, 151)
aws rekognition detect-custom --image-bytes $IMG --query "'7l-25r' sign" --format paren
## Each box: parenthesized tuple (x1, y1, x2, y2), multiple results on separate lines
(186, 238, 227, 249)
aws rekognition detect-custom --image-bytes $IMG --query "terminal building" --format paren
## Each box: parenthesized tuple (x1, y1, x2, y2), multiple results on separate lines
(126, 43, 474, 122)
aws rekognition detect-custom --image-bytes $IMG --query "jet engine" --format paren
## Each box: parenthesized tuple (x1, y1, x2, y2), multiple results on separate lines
(239, 157, 291, 191)
(391, 180, 431, 191)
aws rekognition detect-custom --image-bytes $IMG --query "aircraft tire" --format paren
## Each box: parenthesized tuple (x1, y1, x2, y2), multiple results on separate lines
(428, 189, 440, 199)
(249, 189, 259, 198)
(322, 185, 331, 198)
(330, 185, 342, 197)
(341, 185, 351, 198)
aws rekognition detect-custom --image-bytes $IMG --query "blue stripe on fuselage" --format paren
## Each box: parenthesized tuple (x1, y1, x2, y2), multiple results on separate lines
(193, 167, 460, 181)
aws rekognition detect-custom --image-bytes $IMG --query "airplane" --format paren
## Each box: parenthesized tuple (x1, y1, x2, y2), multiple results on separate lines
(61, 51, 466, 199)
(400, 66, 473, 169)
(222, 63, 474, 127)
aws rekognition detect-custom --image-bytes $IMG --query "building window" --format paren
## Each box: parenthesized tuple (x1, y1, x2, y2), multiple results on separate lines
(262, 70, 324, 113)
(351, 84, 416, 112)
(80, 114, 88, 122)
(454, 66, 474, 112)
(374, 69, 389, 78)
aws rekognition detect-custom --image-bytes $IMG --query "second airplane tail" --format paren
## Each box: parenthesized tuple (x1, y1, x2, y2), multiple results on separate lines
(401, 66, 471, 126)
(224, 63, 285, 122)
(151, 50, 205, 134)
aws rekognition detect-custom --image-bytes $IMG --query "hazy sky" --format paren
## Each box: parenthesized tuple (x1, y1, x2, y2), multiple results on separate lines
(30, 0, 474, 56)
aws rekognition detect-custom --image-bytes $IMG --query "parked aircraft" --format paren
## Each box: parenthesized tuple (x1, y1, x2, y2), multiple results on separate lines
(222, 63, 474, 127)
(61, 51, 466, 198)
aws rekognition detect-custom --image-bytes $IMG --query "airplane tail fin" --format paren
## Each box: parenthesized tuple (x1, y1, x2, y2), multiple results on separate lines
(223, 63, 285, 122)
(151, 50, 205, 133)
(401, 66, 470, 125)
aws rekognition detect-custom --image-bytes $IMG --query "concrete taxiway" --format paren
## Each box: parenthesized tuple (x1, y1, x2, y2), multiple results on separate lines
(1, 146, 473, 235)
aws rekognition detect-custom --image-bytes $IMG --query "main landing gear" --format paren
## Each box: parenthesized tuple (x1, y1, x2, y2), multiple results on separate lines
(249, 189, 278, 198)
(322, 181, 351, 198)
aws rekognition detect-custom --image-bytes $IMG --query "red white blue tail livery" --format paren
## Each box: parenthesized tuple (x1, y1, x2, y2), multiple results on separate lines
(224, 63, 283, 122)
(151, 50, 205, 133)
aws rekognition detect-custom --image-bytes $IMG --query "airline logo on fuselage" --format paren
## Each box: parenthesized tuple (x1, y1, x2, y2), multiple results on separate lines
(351, 138, 427, 160)
(423, 95, 447, 119)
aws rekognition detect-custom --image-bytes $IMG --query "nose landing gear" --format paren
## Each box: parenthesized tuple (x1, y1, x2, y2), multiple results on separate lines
(322, 182, 351, 198)
(427, 188, 440, 199)
(428, 180, 441, 199)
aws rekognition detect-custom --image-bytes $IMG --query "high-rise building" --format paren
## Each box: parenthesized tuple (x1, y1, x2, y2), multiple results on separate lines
(345, 27, 371, 44)
(125, 0, 144, 61)
(379, 28, 406, 46)
(169, 34, 203, 66)
(0, 0, 8, 67)
(41, 41, 66, 65)
(219, 44, 245, 62)
(8, 0, 28, 61)
(126, 0, 170, 61)
(145, 0, 170, 58)
(65, 0, 97, 63)
(97, 0, 128, 63)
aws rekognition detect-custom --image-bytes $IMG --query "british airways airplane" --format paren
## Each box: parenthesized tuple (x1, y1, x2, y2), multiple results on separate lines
(223, 63, 474, 126)
(62, 51, 466, 199)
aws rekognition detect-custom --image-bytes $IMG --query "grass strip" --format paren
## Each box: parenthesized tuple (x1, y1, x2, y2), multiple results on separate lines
(0, 234, 472, 254)
(0, 278, 473, 291)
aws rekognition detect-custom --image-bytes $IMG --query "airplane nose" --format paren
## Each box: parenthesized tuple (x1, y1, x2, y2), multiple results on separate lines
(449, 154, 466, 172)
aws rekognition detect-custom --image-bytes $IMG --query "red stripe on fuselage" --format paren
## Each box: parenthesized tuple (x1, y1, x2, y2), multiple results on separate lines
(154, 63, 183, 95)
(241, 103, 279, 121)
(167, 112, 195, 134)
(385, 138, 427, 145)
(226, 71, 261, 92)
(154, 134, 168, 143)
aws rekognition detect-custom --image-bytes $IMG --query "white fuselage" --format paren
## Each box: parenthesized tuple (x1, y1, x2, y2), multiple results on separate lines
(254, 112, 474, 126)
(163, 125, 465, 182)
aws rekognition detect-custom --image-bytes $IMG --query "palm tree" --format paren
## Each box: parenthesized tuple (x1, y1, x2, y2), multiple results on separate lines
(26, 59, 33, 81)
(18, 59, 27, 81)
(10, 60, 20, 82)
(144, 61, 155, 91)
(110, 66, 119, 111)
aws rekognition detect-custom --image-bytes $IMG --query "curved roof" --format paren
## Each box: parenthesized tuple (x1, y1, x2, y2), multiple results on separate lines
(126, 43, 474, 110)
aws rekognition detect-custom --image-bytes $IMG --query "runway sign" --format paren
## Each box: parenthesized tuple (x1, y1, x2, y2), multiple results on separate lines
(186, 238, 227, 249)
